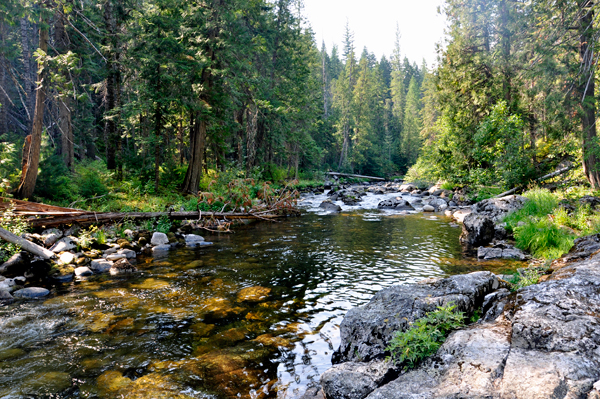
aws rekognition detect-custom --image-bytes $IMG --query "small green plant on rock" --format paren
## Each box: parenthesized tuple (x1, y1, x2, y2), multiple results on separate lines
(386, 303, 465, 370)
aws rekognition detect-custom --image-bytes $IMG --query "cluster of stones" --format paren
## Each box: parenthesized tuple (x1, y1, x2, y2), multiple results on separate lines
(0, 225, 212, 304)
(312, 234, 600, 399)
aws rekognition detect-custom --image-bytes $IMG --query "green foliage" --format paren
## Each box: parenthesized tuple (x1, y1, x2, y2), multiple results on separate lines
(0, 205, 29, 262)
(386, 303, 465, 369)
(35, 155, 75, 202)
(155, 215, 172, 234)
(513, 218, 575, 260)
(0, 134, 22, 197)
(511, 267, 544, 290)
(76, 161, 109, 199)
(94, 229, 106, 245)
(504, 189, 559, 232)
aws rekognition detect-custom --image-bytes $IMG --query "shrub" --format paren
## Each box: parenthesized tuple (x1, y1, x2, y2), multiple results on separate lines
(513, 218, 575, 259)
(155, 215, 172, 234)
(386, 303, 465, 369)
(76, 162, 109, 198)
(35, 155, 75, 202)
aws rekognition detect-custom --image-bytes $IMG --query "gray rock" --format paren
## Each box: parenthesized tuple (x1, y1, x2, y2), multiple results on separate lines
(0, 289, 13, 303)
(399, 184, 417, 192)
(354, 235, 600, 399)
(319, 200, 342, 212)
(53, 274, 74, 283)
(50, 237, 77, 253)
(477, 246, 503, 260)
(13, 287, 50, 299)
(460, 213, 496, 249)
(104, 247, 118, 255)
(501, 246, 527, 260)
(75, 266, 93, 276)
(377, 198, 415, 211)
(428, 198, 448, 211)
(185, 234, 205, 247)
(117, 249, 136, 259)
(422, 205, 435, 212)
(90, 259, 113, 273)
(472, 195, 528, 222)
(151, 232, 170, 246)
(109, 258, 138, 275)
(0, 251, 30, 277)
(321, 360, 398, 399)
(43, 233, 61, 247)
(106, 253, 126, 261)
(13, 276, 26, 285)
(0, 278, 16, 292)
(332, 272, 499, 364)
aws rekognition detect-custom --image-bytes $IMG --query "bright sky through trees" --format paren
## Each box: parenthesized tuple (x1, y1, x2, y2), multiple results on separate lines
(302, 0, 446, 66)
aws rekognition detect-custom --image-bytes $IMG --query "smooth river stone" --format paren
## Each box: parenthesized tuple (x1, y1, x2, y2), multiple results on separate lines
(50, 237, 77, 253)
(75, 267, 94, 277)
(13, 287, 50, 298)
(151, 232, 169, 246)
(59, 252, 75, 265)
(90, 259, 113, 273)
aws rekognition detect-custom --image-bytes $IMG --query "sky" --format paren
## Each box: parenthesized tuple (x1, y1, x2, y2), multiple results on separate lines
(301, 0, 447, 67)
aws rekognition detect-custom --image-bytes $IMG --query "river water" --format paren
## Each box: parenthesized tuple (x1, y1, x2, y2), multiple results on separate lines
(0, 190, 519, 399)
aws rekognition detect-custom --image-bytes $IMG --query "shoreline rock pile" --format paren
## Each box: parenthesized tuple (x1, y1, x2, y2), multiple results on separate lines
(0, 226, 213, 304)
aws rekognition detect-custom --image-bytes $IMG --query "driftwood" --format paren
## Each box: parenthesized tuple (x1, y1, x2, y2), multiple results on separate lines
(494, 164, 579, 198)
(0, 227, 56, 260)
(0, 197, 88, 216)
(328, 172, 385, 181)
(27, 210, 295, 228)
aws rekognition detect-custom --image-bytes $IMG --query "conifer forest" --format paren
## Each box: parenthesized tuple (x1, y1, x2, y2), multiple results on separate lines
(1, 0, 600, 201)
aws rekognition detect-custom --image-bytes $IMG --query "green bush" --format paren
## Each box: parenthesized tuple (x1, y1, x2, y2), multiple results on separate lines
(386, 303, 465, 369)
(35, 155, 76, 202)
(76, 162, 109, 198)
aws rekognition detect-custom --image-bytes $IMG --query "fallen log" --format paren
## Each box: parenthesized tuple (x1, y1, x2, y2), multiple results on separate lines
(0, 227, 56, 260)
(328, 172, 385, 181)
(28, 210, 297, 228)
(494, 163, 578, 198)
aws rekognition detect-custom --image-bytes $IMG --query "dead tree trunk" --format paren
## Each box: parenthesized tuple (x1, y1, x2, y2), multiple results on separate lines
(20, 18, 34, 126)
(16, 18, 48, 199)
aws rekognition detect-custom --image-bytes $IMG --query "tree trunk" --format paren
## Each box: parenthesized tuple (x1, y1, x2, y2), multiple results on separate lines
(55, 11, 74, 171)
(103, 0, 122, 178)
(20, 18, 34, 125)
(579, 1, 600, 189)
(153, 100, 162, 193)
(0, 20, 8, 136)
(182, 112, 206, 194)
(16, 19, 48, 199)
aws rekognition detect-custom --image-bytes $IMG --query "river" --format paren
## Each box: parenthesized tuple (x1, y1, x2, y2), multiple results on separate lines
(0, 190, 519, 399)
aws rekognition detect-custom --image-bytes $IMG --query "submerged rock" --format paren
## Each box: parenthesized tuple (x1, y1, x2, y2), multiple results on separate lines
(109, 258, 138, 275)
(377, 198, 414, 211)
(13, 287, 50, 299)
(237, 286, 271, 302)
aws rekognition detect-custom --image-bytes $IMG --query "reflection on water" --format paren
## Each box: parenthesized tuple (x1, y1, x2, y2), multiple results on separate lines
(0, 207, 520, 399)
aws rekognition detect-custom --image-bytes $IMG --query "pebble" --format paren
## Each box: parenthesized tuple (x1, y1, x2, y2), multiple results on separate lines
(13, 287, 50, 299)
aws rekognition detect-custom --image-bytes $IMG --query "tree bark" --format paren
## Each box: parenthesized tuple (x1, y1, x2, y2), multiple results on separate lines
(0, 20, 8, 136)
(182, 112, 206, 194)
(103, 0, 122, 178)
(16, 18, 48, 200)
(578, 0, 600, 189)
(55, 11, 74, 170)
(20, 18, 34, 125)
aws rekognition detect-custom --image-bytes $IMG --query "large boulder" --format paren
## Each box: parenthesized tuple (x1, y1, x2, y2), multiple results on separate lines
(332, 272, 500, 364)
(471, 195, 528, 222)
(459, 213, 496, 248)
(151, 232, 169, 246)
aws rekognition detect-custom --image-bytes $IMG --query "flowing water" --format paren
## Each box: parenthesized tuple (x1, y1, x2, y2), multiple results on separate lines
(0, 191, 520, 399)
